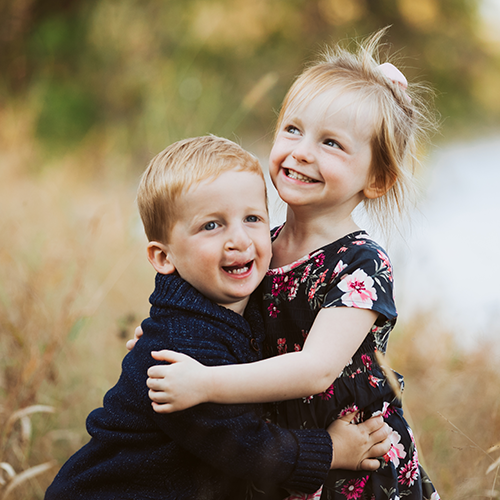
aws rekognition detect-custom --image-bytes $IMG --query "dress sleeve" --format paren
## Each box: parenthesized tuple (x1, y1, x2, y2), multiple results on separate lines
(322, 238, 397, 322)
(124, 319, 333, 494)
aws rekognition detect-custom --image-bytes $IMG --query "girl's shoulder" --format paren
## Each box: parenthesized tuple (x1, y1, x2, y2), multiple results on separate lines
(312, 231, 391, 270)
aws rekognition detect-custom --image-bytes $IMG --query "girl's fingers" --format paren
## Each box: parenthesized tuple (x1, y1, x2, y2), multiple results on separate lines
(150, 349, 186, 362)
(134, 326, 143, 339)
(151, 401, 174, 414)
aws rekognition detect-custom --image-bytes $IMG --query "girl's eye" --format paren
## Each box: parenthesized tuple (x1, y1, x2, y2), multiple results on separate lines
(245, 215, 259, 223)
(285, 125, 300, 135)
(203, 221, 219, 231)
(324, 138, 341, 149)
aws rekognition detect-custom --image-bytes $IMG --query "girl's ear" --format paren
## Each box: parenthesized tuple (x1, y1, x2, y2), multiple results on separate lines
(146, 241, 176, 275)
(363, 172, 397, 200)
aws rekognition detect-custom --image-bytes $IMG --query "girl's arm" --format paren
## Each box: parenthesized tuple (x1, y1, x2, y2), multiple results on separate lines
(147, 306, 377, 412)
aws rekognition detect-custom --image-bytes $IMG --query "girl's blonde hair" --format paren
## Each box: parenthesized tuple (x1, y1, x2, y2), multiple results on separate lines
(137, 135, 265, 243)
(275, 28, 435, 230)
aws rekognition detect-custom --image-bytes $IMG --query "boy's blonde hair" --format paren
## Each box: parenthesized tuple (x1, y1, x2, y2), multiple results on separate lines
(275, 28, 435, 229)
(137, 135, 265, 243)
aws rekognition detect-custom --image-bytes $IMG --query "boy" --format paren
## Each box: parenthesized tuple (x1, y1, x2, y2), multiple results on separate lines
(45, 136, 389, 500)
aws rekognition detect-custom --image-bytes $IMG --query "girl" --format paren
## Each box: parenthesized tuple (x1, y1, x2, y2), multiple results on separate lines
(144, 30, 439, 500)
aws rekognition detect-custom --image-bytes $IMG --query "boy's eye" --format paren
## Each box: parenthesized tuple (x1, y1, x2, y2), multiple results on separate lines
(203, 221, 219, 231)
(245, 215, 260, 223)
(324, 138, 341, 149)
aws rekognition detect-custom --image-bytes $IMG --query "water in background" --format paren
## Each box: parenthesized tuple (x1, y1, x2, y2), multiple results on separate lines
(265, 134, 500, 351)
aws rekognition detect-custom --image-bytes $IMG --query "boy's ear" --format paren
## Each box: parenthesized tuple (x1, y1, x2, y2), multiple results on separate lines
(146, 241, 176, 275)
(363, 173, 397, 200)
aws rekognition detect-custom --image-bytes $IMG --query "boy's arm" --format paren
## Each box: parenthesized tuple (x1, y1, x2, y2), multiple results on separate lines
(125, 320, 388, 493)
(147, 307, 376, 409)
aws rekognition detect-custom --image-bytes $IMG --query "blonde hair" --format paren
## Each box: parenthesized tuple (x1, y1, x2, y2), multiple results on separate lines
(275, 28, 435, 230)
(137, 135, 265, 243)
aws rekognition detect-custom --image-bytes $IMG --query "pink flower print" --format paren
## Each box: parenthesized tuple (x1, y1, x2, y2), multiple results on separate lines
(319, 383, 334, 400)
(385, 429, 407, 467)
(361, 354, 372, 370)
(300, 263, 312, 283)
(338, 269, 377, 308)
(372, 402, 396, 419)
(272, 275, 289, 297)
(338, 404, 360, 420)
(338, 246, 348, 253)
(308, 269, 328, 300)
(377, 249, 392, 278)
(313, 252, 325, 267)
(294, 343, 301, 352)
(277, 338, 287, 355)
(398, 458, 419, 487)
(340, 476, 368, 499)
(287, 279, 300, 301)
(301, 330, 309, 341)
(368, 374, 382, 387)
(268, 302, 280, 318)
(352, 240, 366, 246)
(330, 260, 348, 283)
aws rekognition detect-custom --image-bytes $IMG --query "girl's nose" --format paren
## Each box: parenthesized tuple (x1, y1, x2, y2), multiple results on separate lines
(292, 140, 314, 163)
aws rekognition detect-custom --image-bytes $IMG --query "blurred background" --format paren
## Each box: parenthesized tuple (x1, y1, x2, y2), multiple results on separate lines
(1, 0, 500, 498)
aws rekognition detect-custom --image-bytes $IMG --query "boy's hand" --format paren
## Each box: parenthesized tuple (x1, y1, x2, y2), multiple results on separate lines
(327, 414, 391, 471)
(147, 350, 210, 412)
(126, 326, 143, 351)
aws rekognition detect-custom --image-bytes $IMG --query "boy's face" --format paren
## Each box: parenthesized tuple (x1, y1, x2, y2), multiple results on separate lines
(164, 168, 272, 315)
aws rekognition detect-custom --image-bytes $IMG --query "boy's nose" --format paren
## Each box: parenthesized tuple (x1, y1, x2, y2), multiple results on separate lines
(225, 226, 253, 252)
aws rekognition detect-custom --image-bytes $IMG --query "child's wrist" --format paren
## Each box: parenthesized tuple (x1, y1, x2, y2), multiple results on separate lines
(330, 439, 336, 468)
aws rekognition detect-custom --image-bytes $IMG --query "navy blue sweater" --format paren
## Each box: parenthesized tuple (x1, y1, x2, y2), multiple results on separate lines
(45, 274, 332, 500)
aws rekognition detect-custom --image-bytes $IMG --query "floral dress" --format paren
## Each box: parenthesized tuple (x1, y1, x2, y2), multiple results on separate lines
(261, 229, 439, 500)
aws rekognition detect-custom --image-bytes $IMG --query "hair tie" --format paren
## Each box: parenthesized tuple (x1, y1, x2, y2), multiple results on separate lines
(378, 63, 411, 102)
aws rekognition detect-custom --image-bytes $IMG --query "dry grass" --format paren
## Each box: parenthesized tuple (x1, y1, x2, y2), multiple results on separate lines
(0, 105, 499, 499)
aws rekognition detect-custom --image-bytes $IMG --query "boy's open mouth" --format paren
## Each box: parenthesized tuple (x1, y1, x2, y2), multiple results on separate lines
(223, 260, 254, 275)
(285, 169, 318, 183)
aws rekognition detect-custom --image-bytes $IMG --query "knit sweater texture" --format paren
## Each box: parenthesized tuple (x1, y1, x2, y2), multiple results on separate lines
(45, 273, 332, 500)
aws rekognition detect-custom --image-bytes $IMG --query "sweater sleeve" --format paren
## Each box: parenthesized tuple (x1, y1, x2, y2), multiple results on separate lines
(122, 318, 333, 494)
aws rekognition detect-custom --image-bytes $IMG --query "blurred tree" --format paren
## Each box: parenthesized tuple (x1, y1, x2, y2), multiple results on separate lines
(1, 0, 499, 162)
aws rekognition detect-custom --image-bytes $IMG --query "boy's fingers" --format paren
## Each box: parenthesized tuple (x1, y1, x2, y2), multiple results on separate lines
(359, 415, 385, 433)
(369, 436, 392, 458)
(358, 458, 381, 471)
(369, 422, 391, 443)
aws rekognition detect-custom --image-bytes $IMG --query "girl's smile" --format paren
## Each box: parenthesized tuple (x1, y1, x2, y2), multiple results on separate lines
(269, 89, 377, 221)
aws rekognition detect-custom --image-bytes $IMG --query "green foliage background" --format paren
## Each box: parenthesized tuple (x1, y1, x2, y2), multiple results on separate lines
(2, 0, 500, 166)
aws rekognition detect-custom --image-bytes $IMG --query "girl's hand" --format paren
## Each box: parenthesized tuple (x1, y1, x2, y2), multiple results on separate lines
(327, 414, 391, 471)
(147, 350, 211, 412)
(126, 326, 143, 351)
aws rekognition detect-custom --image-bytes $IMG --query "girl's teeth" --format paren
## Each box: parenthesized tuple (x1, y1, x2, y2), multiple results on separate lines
(226, 266, 249, 275)
(287, 169, 316, 183)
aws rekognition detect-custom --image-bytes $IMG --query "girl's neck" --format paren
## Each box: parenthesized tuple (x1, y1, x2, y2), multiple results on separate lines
(271, 207, 361, 268)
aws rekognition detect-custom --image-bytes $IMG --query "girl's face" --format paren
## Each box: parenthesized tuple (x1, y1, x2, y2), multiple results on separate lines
(269, 89, 378, 218)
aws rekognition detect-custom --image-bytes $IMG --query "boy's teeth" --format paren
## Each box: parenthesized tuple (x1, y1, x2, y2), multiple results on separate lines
(287, 169, 316, 183)
(226, 266, 249, 275)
